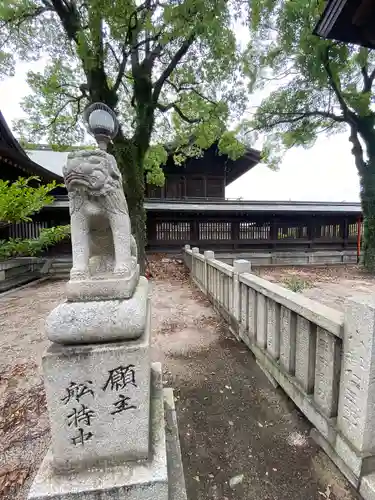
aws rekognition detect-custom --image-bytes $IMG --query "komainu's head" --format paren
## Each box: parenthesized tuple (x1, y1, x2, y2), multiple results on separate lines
(63, 150, 122, 195)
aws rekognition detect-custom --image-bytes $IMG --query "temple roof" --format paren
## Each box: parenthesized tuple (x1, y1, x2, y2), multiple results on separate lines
(24, 144, 261, 186)
(0, 111, 63, 182)
(225, 147, 261, 186)
(314, 0, 375, 49)
(0, 112, 261, 186)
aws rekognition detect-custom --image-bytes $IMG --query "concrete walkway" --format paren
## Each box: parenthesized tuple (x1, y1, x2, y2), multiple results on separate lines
(0, 270, 359, 499)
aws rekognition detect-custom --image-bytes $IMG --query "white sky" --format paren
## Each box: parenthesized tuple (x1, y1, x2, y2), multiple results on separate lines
(0, 61, 361, 203)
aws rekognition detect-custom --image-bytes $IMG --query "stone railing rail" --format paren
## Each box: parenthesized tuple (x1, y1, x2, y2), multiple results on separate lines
(184, 244, 375, 499)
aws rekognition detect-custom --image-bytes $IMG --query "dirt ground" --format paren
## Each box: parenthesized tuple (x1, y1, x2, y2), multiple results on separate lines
(0, 258, 359, 500)
(257, 264, 375, 311)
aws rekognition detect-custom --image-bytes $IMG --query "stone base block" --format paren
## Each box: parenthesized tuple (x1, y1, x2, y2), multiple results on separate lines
(28, 364, 187, 500)
(47, 277, 148, 344)
(43, 311, 151, 472)
(310, 428, 375, 490)
(256, 359, 279, 389)
(67, 264, 140, 302)
(360, 472, 375, 500)
(164, 388, 188, 500)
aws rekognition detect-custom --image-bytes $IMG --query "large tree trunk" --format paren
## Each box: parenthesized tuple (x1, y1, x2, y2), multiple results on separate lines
(353, 120, 375, 272)
(105, 69, 155, 275)
(359, 163, 375, 271)
(112, 133, 146, 275)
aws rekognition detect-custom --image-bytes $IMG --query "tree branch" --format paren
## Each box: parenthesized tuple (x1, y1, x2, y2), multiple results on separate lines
(135, 31, 163, 53)
(124, 4, 158, 72)
(165, 79, 217, 105)
(321, 46, 354, 123)
(258, 110, 347, 126)
(157, 102, 201, 124)
(152, 33, 196, 105)
(1, 4, 51, 31)
(349, 125, 366, 175)
(361, 64, 371, 93)
(40, 0, 54, 9)
(112, 45, 129, 92)
(50, 0, 81, 43)
(363, 66, 375, 93)
(144, 0, 151, 56)
(36, 98, 77, 132)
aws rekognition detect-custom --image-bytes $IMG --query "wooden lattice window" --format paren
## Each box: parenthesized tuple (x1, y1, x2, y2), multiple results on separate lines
(155, 222, 190, 240)
(199, 222, 231, 240)
(277, 225, 308, 239)
(239, 222, 270, 240)
(348, 222, 362, 239)
(319, 224, 340, 238)
(9, 221, 48, 239)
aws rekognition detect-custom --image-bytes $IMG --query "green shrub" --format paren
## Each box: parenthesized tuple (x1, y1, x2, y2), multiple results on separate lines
(0, 225, 71, 260)
(0, 176, 69, 261)
(282, 275, 311, 293)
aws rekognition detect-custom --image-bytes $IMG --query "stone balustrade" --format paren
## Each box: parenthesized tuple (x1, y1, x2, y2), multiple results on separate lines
(184, 245, 375, 499)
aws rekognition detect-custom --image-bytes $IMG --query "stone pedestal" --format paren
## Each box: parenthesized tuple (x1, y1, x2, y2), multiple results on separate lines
(28, 282, 186, 500)
(28, 364, 186, 500)
(66, 264, 140, 301)
(43, 308, 151, 471)
(46, 276, 149, 344)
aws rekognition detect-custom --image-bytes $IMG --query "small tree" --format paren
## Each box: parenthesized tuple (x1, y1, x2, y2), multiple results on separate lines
(246, 0, 375, 271)
(0, 177, 70, 260)
(0, 0, 248, 267)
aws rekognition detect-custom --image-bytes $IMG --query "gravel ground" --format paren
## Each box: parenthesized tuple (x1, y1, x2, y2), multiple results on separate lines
(0, 260, 359, 499)
(257, 264, 375, 312)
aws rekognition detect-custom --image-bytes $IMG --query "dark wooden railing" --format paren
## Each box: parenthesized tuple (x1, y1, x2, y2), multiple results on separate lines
(146, 214, 361, 252)
(0, 198, 362, 255)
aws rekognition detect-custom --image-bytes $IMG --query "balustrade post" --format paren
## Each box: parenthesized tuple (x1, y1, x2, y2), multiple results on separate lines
(183, 244, 191, 269)
(232, 259, 251, 325)
(191, 247, 199, 279)
(203, 250, 214, 293)
(338, 299, 375, 452)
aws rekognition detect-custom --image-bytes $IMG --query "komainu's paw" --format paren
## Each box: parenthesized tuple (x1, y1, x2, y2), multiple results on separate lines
(70, 267, 90, 280)
(113, 263, 130, 277)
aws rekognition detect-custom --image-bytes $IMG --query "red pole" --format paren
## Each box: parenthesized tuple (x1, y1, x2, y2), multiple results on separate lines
(357, 215, 362, 264)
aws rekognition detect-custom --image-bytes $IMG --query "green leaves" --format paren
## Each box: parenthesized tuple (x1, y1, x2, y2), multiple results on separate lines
(0, 177, 61, 224)
(246, 0, 375, 169)
(1, 0, 249, 182)
(13, 57, 87, 146)
(144, 144, 168, 186)
(0, 225, 71, 260)
(218, 131, 245, 160)
(0, 176, 70, 260)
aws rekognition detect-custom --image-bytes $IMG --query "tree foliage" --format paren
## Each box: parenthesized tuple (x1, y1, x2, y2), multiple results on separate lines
(0, 0, 247, 176)
(246, 0, 375, 270)
(246, 0, 375, 167)
(0, 225, 71, 260)
(0, 176, 58, 224)
(0, 0, 249, 266)
(0, 177, 70, 260)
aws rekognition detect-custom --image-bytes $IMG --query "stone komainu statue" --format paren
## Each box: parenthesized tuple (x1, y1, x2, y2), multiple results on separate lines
(63, 149, 137, 281)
